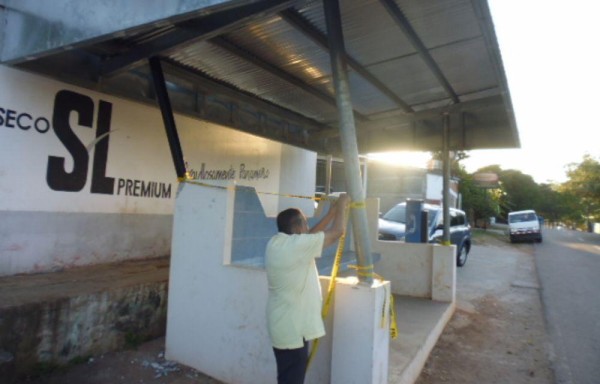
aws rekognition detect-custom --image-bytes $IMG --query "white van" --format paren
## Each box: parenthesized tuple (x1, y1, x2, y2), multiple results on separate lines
(508, 210, 543, 243)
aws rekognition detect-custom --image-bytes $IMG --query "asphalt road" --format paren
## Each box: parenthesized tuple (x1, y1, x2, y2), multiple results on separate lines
(533, 228, 600, 384)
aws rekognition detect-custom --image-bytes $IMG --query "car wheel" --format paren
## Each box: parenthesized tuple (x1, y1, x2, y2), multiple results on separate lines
(456, 244, 468, 267)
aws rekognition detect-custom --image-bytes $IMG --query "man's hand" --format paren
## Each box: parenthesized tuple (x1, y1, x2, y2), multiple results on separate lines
(321, 193, 351, 248)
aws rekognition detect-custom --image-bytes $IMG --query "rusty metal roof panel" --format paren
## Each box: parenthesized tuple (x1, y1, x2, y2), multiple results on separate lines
(169, 39, 340, 122)
(171, 41, 266, 94)
(220, 13, 340, 116)
(224, 14, 335, 90)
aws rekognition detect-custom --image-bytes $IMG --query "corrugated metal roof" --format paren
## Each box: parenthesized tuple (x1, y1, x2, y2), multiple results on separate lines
(0, 0, 519, 155)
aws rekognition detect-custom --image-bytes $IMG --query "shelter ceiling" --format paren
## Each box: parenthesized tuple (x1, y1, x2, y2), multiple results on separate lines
(0, 0, 519, 156)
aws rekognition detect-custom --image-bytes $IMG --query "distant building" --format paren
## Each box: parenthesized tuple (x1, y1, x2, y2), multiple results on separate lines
(316, 157, 460, 214)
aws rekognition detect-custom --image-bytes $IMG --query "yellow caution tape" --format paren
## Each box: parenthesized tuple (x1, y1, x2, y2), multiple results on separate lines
(347, 265, 399, 340)
(177, 172, 192, 183)
(373, 271, 398, 340)
(349, 263, 375, 279)
(389, 294, 398, 339)
(374, 271, 399, 340)
(178, 178, 343, 203)
(381, 285, 388, 329)
(306, 204, 350, 372)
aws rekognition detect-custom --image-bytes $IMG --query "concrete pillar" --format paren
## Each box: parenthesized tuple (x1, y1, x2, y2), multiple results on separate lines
(331, 278, 391, 384)
(431, 245, 456, 302)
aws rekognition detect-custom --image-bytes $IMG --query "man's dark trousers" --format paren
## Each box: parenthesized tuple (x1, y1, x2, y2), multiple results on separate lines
(273, 340, 309, 384)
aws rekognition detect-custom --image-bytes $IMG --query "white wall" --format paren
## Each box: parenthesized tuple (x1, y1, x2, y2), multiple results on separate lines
(0, 65, 316, 276)
(277, 144, 317, 215)
(166, 181, 316, 383)
(425, 173, 458, 207)
(368, 198, 456, 301)
(426, 174, 443, 203)
(166, 182, 452, 384)
(166, 182, 391, 384)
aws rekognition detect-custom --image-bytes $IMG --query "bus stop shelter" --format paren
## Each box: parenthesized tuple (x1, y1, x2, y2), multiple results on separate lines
(0, 1, 519, 383)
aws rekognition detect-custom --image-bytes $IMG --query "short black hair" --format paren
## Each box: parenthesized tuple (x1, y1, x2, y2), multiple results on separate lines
(277, 208, 303, 235)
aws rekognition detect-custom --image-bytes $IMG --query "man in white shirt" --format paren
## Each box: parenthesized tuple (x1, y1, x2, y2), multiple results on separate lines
(265, 194, 350, 384)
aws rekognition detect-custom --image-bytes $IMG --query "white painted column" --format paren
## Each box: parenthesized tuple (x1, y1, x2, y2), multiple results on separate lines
(331, 278, 391, 384)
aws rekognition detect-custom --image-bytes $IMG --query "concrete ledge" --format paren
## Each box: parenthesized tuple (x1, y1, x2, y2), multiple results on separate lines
(0, 257, 454, 384)
(0, 257, 169, 382)
(389, 296, 455, 384)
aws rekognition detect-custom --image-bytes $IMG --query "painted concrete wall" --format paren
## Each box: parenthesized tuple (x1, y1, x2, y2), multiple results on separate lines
(0, 65, 315, 276)
(426, 173, 459, 207)
(166, 182, 453, 383)
(331, 279, 390, 384)
(166, 181, 279, 384)
(167, 182, 392, 384)
(368, 198, 456, 301)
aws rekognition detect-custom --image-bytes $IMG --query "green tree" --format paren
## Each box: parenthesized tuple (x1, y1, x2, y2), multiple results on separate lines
(496, 169, 541, 217)
(561, 155, 600, 230)
(457, 155, 600, 230)
(456, 164, 502, 226)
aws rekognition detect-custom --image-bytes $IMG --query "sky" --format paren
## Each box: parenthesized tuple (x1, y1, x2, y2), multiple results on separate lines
(370, 0, 600, 184)
(460, 0, 600, 184)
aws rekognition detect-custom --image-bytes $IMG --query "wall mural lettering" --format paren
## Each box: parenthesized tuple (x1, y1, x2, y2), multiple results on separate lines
(44, 90, 171, 199)
(187, 163, 270, 181)
(0, 106, 51, 133)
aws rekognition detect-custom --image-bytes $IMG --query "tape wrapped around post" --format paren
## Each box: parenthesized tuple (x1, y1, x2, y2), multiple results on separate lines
(350, 201, 366, 209)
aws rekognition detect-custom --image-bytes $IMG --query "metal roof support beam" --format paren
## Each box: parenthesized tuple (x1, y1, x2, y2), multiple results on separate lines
(324, 0, 373, 285)
(148, 57, 187, 180)
(280, 9, 413, 113)
(311, 94, 505, 141)
(379, 0, 459, 104)
(100, 0, 296, 76)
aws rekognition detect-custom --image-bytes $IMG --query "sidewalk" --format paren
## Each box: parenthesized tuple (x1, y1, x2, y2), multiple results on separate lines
(416, 230, 555, 383)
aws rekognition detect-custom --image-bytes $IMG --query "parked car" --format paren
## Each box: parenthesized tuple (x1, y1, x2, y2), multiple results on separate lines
(508, 210, 542, 243)
(378, 202, 472, 267)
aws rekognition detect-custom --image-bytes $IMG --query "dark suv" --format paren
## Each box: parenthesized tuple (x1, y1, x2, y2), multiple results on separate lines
(378, 202, 472, 267)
